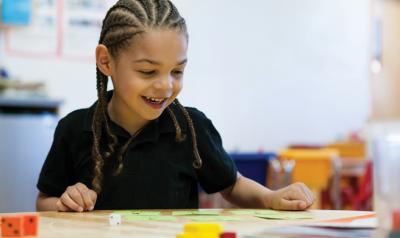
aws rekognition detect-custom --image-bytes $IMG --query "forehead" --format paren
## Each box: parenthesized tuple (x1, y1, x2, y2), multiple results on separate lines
(123, 28, 188, 62)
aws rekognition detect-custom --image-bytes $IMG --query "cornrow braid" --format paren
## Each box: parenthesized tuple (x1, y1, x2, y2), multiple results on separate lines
(91, 0, 196, 194)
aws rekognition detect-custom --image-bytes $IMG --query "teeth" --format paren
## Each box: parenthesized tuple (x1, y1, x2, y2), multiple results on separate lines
(145, 96, 164, 103)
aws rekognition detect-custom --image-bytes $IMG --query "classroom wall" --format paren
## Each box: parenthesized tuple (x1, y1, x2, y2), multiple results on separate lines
(0, 0, 371, 152)
(370, 0, 400, 120)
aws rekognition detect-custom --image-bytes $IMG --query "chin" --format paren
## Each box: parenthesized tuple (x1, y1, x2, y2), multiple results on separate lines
(142, 110, 165, 121)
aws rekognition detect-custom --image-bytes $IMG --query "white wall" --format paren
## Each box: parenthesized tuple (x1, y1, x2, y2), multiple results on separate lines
(0, 0, 371, 152)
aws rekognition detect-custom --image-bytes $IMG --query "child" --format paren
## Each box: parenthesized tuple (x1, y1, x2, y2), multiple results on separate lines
(36, 0, 315, 212)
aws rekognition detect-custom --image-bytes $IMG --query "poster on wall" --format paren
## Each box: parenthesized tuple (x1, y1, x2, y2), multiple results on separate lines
(4, 0, 115, 61)
(61, 0, 114, 60)
(4, 0, 59, 58)
(1, 0, 33, 25)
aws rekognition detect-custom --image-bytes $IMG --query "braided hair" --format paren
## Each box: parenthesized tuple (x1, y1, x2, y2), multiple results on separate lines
(92, 0, 202, 194)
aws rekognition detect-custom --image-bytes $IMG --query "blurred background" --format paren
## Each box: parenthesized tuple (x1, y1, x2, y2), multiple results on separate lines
(0, 0, 399, 213)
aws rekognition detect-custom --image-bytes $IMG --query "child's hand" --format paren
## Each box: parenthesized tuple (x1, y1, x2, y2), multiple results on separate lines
(56, 182, 97, 212)
(269, 182, 315, 210)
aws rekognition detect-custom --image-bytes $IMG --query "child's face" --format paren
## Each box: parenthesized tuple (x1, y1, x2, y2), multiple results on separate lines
(110, 28, 188, 121)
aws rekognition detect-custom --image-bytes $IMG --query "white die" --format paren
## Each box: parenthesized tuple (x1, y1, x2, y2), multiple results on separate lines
(109, 214, 122, 226)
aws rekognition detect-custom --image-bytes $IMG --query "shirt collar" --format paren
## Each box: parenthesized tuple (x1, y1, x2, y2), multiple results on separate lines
(82, 91, 187, 143)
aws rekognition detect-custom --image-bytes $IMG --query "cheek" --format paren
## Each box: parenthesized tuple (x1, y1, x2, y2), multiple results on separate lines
(173, 80, 183, 94)
(115, 75, 146, 93)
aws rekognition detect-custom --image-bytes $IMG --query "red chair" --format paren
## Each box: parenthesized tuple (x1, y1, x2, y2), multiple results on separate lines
(340, 160, 373, 210)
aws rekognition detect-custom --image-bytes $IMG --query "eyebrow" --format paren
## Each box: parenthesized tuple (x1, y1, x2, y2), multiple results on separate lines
(134, 58, 187, 66)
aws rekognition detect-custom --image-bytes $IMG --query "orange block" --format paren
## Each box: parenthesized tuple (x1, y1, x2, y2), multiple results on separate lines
(1, 216, 24, 237)
(23, 214, 38, 236)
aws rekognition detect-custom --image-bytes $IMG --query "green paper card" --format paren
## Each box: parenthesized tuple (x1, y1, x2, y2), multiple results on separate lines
(191, 210, 220, 215)
(113, 210, 136, 215)
(254, 210, 281, 215)
(186, 216, 242, 222)
(172, 210, 220, 216)
(149, 216, 178, 221)
(136, 211, 161, 216)
(172, 211, 196, 216)
(125, 215, 151, 221)
(282, 213, 313, 220)
(255, 213, 313, 220)
(230, 210, 257, 215)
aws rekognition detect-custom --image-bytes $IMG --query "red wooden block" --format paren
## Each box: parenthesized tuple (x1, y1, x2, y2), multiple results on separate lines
(1, 216, 24, 237)
(23, 214, 39, 236)
(220, 232, 237, 238)
(393, 209, 400, 230)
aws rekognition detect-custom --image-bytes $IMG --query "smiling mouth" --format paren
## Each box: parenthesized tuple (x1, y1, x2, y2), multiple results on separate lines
(142, 96, 168, 105)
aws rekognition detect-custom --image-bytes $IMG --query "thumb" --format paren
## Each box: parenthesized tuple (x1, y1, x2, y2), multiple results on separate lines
(279, 199, 307, 211)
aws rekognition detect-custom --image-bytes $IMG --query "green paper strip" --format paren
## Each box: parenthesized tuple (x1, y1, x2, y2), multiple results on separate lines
(172, 210, 220, 216)
(125, 215, 151, 221)
(136, 211, 161, 216)
(149, 216, 178, 221)
(255, 213, 313, 220)
(172, 211, 196, 216)
(186, 216, 242, 222)
(230, 210, 257, 215)
(254, 210, 281, 215)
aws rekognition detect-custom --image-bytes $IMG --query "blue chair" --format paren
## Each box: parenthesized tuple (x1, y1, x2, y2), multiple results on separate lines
(229, 152, 276, 186)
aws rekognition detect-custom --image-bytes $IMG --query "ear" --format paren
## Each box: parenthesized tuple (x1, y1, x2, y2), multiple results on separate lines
(96, 44, 114, 76)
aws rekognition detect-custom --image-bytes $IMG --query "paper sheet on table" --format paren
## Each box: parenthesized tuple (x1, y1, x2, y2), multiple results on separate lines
(304, 215, 377, 229)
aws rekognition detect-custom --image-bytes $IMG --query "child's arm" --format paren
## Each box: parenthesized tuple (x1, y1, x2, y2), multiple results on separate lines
(36, 192, 60, 211)
(36, 183, 97, 212)
(220, 174, 315, 210)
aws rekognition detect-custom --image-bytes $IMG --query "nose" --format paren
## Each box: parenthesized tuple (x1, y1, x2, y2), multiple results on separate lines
(154, 74, 174, 91)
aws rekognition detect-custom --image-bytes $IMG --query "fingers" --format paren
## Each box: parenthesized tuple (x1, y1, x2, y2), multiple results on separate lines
(89, 190, 97, 210)
(59, 191, 84, 212)
(293, 183, 312, 206)
(297, 183, 315, 208)
(76, 183, 96, 211)
(279, 199, 307, 211)
(288, 183, 314, 208)
(58, 183, 97, 212)
(56, 199, 71, 212)
(273, 183, 315, 210)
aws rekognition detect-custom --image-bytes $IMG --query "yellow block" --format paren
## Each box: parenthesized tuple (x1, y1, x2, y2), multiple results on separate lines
(176, 233, 219, 238)
(183, 223, 223, 234)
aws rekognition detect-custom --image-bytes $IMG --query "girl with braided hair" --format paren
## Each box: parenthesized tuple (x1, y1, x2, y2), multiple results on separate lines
(36, 0, 314, 212)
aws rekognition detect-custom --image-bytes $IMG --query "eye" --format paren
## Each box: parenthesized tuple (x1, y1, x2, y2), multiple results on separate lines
(138, 70, 156, 76)
(172, 70, 184, 76)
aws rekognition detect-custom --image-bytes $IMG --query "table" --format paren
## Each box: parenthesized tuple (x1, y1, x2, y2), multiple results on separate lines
(0, 209, 375, 238)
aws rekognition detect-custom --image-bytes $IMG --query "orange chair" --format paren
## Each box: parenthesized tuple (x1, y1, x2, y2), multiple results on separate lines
(325, 142, 366, 159)
(278, 149, 341, 209)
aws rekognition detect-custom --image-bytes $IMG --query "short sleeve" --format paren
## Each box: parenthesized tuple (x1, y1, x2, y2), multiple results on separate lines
(36, 119, 71, 197)
(191, 109, 237, 194)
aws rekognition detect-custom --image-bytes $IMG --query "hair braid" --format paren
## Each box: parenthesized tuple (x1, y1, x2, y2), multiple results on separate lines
(167, 106, 185, 142)
(174, 99, 203, 169)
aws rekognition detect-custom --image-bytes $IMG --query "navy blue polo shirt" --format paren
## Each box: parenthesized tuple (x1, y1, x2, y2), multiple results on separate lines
(37, 92, 237, 209)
